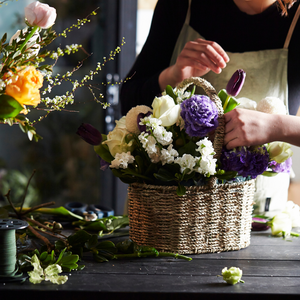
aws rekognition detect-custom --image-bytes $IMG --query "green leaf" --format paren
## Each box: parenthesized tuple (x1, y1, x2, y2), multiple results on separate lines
(94, 136, 114, 163)
(18, 206, 83, 220)
(106, 216, 129, 232)
(0, 95, 23, 118)
(176, 184, 186, 196)
(1, 33, 7, 43)
(85, 234, 98, 249)
(218, 89, 239, 113)
(39, 252, 48, 261)
(215, 170, 238, 180)
(96, 241, 118, 254)
(165, 85, 177, 102)
(55, 248, 67, 265)
(154, 168, 176, 182)
(262, 171, 279, 177)
(93, 253, 109, 263)
(67, 229, 92, 246)
(177, 140, 197, 157)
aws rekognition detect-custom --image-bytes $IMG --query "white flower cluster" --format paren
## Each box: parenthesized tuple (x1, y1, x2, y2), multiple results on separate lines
(174, 137, 216, 176)
(110, 152, 135, 169)
(137, 116, 216, 176)
(138, 116, 175, 163)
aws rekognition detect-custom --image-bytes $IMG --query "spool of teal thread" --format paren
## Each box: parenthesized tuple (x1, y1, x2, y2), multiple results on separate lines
(0, 219, 28, 282)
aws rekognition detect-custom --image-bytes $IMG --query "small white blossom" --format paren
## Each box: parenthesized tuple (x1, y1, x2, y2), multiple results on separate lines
(174, 154, 195, 174)
(160, 145, 179, 165)
(195, 156, 217, 176)
(196, 137, 215, 157)
(110, 152, 135, 169)
(153, 126, 173, 146)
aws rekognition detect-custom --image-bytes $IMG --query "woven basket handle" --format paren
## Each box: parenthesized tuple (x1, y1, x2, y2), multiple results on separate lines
(176, 77, 225, 161)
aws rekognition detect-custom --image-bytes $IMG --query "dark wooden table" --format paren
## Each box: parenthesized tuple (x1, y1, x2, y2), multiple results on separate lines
(1, 230, 300, 300)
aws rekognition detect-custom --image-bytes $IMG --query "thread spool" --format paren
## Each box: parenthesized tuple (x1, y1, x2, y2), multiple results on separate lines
(0, 218, 28, 282)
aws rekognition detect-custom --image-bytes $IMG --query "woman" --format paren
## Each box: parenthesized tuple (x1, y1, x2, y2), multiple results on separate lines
(120, 0, 300, 215)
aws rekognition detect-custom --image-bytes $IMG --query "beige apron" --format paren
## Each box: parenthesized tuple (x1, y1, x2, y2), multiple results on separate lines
(171, 0, 300, 216)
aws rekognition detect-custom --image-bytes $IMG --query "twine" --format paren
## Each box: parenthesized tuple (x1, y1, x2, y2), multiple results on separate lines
(0, 219, 28, 282)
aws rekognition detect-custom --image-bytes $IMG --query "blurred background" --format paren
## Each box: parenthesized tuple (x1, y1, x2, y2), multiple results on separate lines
(0, 0, 299, 214)
(0, 0, 158, 215)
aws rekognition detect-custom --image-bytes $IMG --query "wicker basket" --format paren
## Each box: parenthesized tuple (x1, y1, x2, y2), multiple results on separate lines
(128, 77, 255, 254)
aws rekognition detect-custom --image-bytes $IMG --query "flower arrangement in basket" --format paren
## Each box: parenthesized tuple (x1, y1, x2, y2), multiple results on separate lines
(78, 70, 293, 254)
(0, 1, 120, 141)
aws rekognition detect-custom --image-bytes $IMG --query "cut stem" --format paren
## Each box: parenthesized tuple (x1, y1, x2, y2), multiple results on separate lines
(19, 25, 40, 52)
(223, 94, 230, 111)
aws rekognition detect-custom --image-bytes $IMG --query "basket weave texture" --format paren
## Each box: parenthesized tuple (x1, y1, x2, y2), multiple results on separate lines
(128, 180, 255, 254)
(127, 77, 255, 254)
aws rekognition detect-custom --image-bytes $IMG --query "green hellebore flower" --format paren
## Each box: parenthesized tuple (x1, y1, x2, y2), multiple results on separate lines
(222, 267, 243, 285)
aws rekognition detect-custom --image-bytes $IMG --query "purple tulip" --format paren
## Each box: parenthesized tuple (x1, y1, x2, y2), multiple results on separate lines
(226, 69, 246, 97)
(251, 217, 270, 231)
(76, 123, 102, 145)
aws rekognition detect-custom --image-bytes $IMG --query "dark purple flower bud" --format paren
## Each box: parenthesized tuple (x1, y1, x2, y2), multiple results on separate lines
(226, 69, 246, 97)
(76, 123, 102, 145)
(137, 111, 152, 133)
(100, 158, 110, 171)
(251, 217, 270, 231)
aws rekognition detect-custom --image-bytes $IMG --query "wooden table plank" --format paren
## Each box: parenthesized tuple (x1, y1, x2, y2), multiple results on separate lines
(1, 231, 300, 300)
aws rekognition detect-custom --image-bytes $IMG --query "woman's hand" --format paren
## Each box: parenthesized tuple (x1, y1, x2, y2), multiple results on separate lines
(224, 108, 275, 149)
(159, 38, 229, 91)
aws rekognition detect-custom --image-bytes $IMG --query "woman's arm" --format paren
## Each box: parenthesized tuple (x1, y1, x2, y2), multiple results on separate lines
(224, 108, 300, 148)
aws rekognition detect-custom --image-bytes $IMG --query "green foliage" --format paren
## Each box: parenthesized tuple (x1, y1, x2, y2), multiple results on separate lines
(0, 94, 23, 118)
(218, 89, 239, 113)
(72, 215, 129, 234)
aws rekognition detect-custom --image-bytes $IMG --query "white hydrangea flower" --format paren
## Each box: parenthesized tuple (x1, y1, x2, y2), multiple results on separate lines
(175, 154, 195, 174)
(110, 152, 135, 169)
(160, 145, 179, 165)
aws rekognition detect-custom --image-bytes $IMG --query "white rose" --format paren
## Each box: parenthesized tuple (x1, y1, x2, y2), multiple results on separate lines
(283, 201, 300, 227)
(267, 142, 293, 163)
(270, 212, 292, 236)
(102, 118, 134, 157)
(152, 95, 181, 126)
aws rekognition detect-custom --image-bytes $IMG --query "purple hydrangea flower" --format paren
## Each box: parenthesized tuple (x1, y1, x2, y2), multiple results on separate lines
(269, 157, 292, 173)
(220, 145, 269, 179)
(180, 95, 219, 137)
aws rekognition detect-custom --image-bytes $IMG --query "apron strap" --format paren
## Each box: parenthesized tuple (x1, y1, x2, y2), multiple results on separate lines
(184, 0, 192, 25)
(284, 3, 300, 49)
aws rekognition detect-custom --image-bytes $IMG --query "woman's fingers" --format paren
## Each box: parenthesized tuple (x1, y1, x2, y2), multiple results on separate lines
(178, 39, 229, 74)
